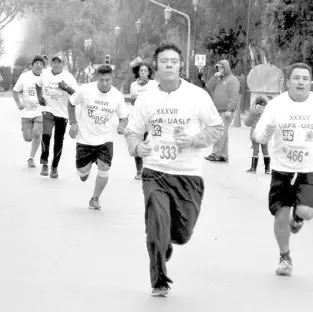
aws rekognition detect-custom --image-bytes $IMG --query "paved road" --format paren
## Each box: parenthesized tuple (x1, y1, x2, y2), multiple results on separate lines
(1, 98, 313, 312)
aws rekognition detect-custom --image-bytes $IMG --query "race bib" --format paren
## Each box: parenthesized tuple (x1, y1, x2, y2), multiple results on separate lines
(44, 88, 62, 101)
(87, 109, 110, 126)
(153, 139, 179, 161)
(26, 101, 39, 110)
(283, 146, 309, 165)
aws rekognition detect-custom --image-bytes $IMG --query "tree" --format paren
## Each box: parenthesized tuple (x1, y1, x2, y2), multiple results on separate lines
(262, 0, 313, 70)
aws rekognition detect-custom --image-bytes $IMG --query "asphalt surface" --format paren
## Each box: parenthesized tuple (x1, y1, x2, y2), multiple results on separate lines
(1, 98, 313, 312)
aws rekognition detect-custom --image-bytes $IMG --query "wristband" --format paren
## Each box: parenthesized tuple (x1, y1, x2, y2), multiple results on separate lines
(69, 120, 77, 125)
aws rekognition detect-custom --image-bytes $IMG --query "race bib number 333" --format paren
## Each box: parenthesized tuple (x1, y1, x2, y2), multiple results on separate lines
(154, 144, 178, 160)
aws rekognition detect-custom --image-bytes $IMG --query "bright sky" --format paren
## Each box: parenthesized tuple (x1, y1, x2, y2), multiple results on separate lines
(0, 16, 29, 67)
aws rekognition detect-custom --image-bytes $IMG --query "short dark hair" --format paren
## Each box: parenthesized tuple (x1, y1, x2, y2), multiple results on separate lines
(32, 55, 44, 66)
(153, 41, 182, 61)
(197, 72, 203, 79)
(132, 62, 153, 79)
(287, 63, 312, 80)
(97, 64, 112, 75)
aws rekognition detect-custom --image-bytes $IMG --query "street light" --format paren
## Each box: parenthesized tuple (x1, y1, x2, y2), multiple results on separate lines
(192, 0, 199, 80)
(164, 6, 172, 40)
(114, 25, 121, 84)
(84, 37, 92, 82)
(135, 19, 141, 55)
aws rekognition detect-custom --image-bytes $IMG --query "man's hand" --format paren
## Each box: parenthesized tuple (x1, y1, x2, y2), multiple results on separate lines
(69, 123, 78, 139)
(174, 133, 193, 149)
(38, 97, 46, 106)
(136, 140, 152, 157)
(224, 111, 232, 119)
(214, 72, 222, 78)
(58, 80, 68, 91)
(117, 125, 124, 135)
(265, 124, 276, 136)
(17, 103, 24, 110)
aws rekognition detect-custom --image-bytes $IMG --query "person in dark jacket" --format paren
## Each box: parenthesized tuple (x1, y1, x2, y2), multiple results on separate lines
(244, 96, 271, 174)
(193, 72, 206, 89)
(205, 60, 240, 162)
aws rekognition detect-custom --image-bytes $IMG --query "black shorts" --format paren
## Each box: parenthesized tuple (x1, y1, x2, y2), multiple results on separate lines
(142, 168, 204, 243)
(76, 142, 113, 169)
(269, 170, 313, 215)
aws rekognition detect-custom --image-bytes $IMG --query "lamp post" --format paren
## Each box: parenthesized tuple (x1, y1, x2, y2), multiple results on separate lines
(114, 25, 121, 85)
(149, 0, 191, 79)
(192, 0, 199, 80)
(84, 37, 92, 82)
(135, 19, 141, 55)
(164, 6, 171, 40)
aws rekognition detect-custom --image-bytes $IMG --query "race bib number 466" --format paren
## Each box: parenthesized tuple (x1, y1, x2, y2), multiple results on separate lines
(283, 147, 309, 163)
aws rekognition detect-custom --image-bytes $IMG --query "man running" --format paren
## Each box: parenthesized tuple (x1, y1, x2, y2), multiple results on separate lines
(13, 55, 44, 167)
(254, 62, 313, 277)
(36, 53, 78, 178)
(124, 42, 224, 297)
(67, 65, 128, 210)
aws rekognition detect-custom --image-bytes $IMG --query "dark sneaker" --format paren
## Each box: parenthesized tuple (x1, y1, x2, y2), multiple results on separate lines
(40, 164, 49, 176)
(290, 216, 304, 234)
(134, 172, 142, 180)
(205, 154, 219, 161)
(166, 244, 173, 262)
(151, 286, 169, 297)
(275, 257, 292, 276)
(89, 197, 101, 210)
(27, 158, 36, 168)
(50, 167, 58, 179)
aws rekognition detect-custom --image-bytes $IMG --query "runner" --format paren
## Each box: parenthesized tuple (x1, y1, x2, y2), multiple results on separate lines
(36, 53, 78, 178)
(67, 64, 128, 210)
(124, 42, 224, 297)
(254, 62, 313, 277)
(130, 61, 157, 180)
(13, 55, 44, 167)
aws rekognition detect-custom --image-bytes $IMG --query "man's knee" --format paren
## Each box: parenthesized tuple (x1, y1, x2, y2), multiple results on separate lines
(23, 130, 33, 142)
(97, 159, 110, 171)
(33, 124, 42, 138)
(274, 207, 291, 227)
(171, 228, 192, 245)
(296, 205, 313, 221)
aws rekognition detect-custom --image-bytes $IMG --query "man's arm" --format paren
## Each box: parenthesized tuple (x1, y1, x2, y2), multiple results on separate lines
(35, 84, 46, 106)
(206, 75, 219, 96)
(192, 93, 224, 148)
(12, 90, 23, 109)
(124, 97, 147, 156)
(67, 100, 77, 125)
(192, 123, 224, 148)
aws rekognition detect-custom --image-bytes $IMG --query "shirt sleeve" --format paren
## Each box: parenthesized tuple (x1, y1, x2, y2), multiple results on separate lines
(115, 92, 129, 119)
(254, 101, 276, 143)
(198, 91, 223, 127)
(69, 87, 83, 106)
(13, 74, 24, 92)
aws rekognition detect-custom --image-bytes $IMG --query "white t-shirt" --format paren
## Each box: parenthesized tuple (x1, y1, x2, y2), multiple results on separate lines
(254, 91, 313, 172)
(37, 69, 78, 118)
(127, 79, 222, 176)
(130, 79, 158, 99)
(69, 82, 129, 146)
(13, 70, 42, 118)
